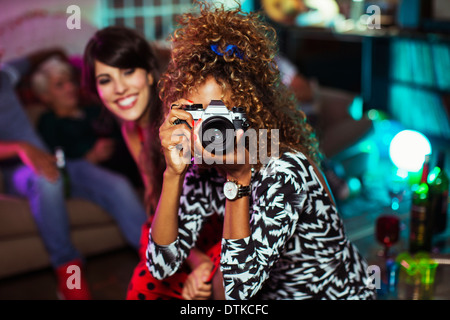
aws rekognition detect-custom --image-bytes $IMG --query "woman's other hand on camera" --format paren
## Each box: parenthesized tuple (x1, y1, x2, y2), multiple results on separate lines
(159, 99, 194, 177)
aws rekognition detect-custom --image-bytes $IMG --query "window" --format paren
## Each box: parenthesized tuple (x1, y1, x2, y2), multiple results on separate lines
(99, 0, 197, 41)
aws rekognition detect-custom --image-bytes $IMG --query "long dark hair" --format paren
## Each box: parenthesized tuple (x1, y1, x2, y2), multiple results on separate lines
(82, 26, 165, 213)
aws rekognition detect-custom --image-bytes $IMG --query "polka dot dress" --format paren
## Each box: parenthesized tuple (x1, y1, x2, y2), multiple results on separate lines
(126, 214, 222, 300)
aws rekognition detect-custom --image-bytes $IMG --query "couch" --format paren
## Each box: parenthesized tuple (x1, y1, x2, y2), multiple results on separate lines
(0, 104, 130, 280)
(0, 192, 128, 279)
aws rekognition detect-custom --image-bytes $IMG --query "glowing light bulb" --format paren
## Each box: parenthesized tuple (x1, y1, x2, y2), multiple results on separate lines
(389, 130, 432, 172)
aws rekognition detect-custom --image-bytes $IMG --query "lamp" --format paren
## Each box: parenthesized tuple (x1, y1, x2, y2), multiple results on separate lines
(389, 130, 432, 172)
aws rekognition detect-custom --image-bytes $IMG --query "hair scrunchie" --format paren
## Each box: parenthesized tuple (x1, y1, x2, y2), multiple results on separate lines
(210, 44, 244, 60)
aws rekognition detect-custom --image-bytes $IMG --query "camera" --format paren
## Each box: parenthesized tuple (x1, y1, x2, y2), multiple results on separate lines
(174, 100, 249, 154)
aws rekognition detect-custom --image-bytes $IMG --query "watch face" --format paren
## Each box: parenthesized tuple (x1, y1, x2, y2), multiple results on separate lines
(224, 181, 238, 200)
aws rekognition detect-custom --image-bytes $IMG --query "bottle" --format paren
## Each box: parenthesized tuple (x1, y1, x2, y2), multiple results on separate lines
(55, 146, 71, 198)
(409, 155, 432, 254)
(428, 151, 449, 234)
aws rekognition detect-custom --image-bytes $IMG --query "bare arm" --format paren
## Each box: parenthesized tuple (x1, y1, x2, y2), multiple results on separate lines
(0, 141, 24, 160)
(121, 117, 187, 244)
(223, 167, 252, 240)
(0, 141, 59, 182)
(150, 100, 194, 245)
(151, 170, 186, 244)
(121, 117, 189, 244)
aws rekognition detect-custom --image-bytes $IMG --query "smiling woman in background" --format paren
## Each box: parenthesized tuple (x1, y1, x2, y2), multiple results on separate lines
(83, 26, 165, 214)
(83, 26, 224, 300)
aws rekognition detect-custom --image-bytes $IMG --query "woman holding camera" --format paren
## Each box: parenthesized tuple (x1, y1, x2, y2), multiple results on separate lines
(148, 2, 376, 300)
(83, 26, 224, 300)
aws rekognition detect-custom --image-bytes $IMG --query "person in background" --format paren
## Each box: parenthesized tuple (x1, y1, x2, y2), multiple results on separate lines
(82, 26, 224, 300)
(147, 2, 376, 300)
(28, 54, 147, 298)
(0, 49, 95, 300)
(275, 54, 351, 202)
(265, 2, 373, 203)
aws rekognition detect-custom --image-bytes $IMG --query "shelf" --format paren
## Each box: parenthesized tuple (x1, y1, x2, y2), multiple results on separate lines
(390, 79, 450, 95)
(285, 25, 450, 43)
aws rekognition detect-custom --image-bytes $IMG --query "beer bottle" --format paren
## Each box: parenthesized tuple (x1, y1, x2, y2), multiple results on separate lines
(428, 151, 449, 234)
(55, 146, 71, 198)
(409, 155, 432, 253)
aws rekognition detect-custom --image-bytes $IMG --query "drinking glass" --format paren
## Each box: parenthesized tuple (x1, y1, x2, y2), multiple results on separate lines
(376, 215, 400, 258)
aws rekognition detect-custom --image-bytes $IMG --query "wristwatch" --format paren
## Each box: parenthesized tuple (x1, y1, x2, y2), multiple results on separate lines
(223, 180, 251, 201)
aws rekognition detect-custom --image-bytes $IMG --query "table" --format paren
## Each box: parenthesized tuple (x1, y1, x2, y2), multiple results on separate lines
(377, 253, 450, 300)
(341, 186, 450, 300)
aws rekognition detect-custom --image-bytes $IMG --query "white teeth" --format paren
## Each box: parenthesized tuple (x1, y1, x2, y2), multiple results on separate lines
(118, 95, 137, 107)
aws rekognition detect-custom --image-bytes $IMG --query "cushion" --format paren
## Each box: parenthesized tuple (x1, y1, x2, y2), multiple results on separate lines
(0, 195, 113, 239)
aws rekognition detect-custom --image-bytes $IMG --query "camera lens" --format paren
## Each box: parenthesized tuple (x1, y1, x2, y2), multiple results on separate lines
(200, 116, 235, 154)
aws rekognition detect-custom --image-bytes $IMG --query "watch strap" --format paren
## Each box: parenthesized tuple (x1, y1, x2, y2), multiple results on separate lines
(225, 179, 250, 200)
(236, 184, 251, 198)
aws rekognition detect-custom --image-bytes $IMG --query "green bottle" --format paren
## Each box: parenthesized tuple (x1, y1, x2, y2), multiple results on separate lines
(428, 151, 449, 234)
(55, 146, 71, 198)
(409, 155, 432, 254)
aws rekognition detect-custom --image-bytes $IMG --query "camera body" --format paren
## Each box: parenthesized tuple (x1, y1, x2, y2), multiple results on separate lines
(175, 100, 249, 153)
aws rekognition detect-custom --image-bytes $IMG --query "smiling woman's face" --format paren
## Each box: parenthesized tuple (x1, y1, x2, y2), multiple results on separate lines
(95, 60, 153, 122)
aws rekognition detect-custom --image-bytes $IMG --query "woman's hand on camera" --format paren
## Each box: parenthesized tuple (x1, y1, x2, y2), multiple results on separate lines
(159, 99, 194, 177)
(193, 124, 252, 184)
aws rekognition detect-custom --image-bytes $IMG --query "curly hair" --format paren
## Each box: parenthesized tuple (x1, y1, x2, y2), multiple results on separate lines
(159, 2, 322, 166)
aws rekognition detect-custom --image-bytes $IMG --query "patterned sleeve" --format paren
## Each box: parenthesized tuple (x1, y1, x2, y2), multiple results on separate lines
(220, 154, 308, 300)
(146, 166, 214, 279)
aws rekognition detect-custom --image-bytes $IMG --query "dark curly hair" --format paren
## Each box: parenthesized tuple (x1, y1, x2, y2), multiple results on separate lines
(159, 2, 322, 166)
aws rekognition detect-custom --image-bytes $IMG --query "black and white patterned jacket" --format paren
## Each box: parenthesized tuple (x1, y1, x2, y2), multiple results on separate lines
(146, 151, 376, 300)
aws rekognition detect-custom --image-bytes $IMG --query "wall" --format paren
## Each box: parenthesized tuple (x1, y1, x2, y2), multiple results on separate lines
(0, 0, 101, 27)
(0, 0, 101, 61)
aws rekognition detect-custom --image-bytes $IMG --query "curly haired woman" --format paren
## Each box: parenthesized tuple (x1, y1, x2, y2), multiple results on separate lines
(147, 2, 376, 300)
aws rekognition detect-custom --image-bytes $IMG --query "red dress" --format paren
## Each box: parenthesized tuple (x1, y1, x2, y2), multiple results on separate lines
(126, 213, 222, 300)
